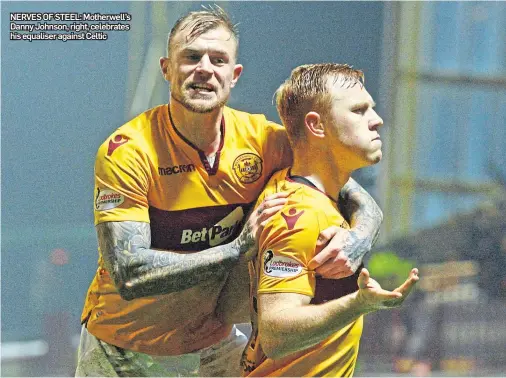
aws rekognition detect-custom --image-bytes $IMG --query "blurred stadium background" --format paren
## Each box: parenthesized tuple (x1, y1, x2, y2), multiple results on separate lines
(2, 1, 505, 376)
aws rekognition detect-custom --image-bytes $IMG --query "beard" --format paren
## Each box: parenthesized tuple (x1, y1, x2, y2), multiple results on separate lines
(170, 85, 229, 114)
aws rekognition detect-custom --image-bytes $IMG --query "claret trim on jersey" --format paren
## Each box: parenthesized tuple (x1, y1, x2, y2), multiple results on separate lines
(168, 105, 225, 176)
(286, 170, 338, 204)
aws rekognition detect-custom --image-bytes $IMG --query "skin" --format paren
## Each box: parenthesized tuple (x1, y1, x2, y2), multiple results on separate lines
(311, 178, 384, 278)
(159, 26, 242, 155)
(258, 77, 414, 360)
(309, 81, 384, 277)
(290, 80, 383, 202)
(164, 27, 242, 114)
(259, 268, 419, 359)
(98, 193, 288, 300)
(99, 26, 285, 301)
(100, 26, 383, 304)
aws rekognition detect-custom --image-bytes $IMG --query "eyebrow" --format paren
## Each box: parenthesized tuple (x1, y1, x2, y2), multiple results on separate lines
(353, 100, 376, 108)
(181, 47, 230, 57)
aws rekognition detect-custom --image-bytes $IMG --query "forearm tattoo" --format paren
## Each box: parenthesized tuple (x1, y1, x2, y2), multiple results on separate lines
(97, 221, 242, 300)
(338, 178, 383, 270)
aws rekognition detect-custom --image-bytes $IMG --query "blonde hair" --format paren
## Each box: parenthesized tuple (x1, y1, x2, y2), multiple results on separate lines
(276, 63, 364, 147)
(168, 5, 239, 59)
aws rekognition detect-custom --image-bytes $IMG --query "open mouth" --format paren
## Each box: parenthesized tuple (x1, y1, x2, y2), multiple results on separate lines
(189, 83, 215, 93)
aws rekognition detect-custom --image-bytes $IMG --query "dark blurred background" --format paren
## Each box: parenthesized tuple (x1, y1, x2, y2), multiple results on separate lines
(1, 1, 505, 376)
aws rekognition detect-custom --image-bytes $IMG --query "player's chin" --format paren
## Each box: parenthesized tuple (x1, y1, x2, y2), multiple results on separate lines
(185, 99, 221, 113)
(358, 155, 381, 168)
(367, 149, 383, 164)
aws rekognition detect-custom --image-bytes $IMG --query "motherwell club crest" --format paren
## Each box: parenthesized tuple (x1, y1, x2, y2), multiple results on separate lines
(233, 153, 263, 184)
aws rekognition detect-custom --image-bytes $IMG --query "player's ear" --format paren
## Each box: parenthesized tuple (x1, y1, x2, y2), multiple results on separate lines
(305, 112, 324, 138)
(160, 57, 171, 82)
(230, 64, 243, 88)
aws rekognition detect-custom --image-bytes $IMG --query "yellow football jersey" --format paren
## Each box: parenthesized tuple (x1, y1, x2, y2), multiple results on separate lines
(242, 168, 363, 377)
(81, 104, 292, 355)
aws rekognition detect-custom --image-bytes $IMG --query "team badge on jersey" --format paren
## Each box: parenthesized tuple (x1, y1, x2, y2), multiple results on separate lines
(95, 188, 124, 211)
(233, 153, 263, 184)
(107, 134, 129, 156)
(263, 250, 303, 277)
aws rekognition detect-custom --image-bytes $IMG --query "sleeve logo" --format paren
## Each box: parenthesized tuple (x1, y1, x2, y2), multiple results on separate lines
(95, 188, 124, 211)
(233, 153, 263, 184)
(281, 208, 304, 230)
(107, 135, 129, 156)
(263, 250, 303, 277)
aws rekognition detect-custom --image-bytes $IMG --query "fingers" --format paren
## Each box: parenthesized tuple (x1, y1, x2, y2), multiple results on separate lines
(257, 199, 287, 218)
(394, 268, 419, 295)
(309, 235, 343, 269)
(258, 205, 286, 232)
(309, 228, 349, 270)
(378, 290, 403, 300)
(265, 191, 294, 200)
(357, 268, 370, 289)
(314, 225, 350, 257)
(315, 266, 353, 280)
(252, 192, 292, 241)
(256, 193, 290, 217)
(316, 226, 340, 248)
(314, 256, 354, 279)
(308, 247, 348, 271)
(308, 252, 334, 270)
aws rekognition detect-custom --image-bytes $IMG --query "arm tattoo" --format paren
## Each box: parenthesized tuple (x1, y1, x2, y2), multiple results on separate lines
(97, 221, 242, 300)
(338, 178, 383, 270)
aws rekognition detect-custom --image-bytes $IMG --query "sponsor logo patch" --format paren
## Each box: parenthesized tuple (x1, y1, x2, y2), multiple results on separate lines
(95, 188, 124, 211)
(281, 208, 305, 230)
(180, 206, 244, 247)
(158, 164, 196, 176)
(233, 153, 263, 184)
(107, 135, 129, 156)
(263, 250, 303, 277)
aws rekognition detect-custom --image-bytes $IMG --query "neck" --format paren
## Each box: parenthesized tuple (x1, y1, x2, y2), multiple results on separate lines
(169, 97, 223, 155)
(290, 146, 351, 201)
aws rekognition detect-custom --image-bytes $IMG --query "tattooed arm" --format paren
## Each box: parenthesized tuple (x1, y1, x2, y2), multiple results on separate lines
(98, 192, 289, 300)
(338, 177, 383, 261)
(97, 221, 248, 300)
(309, 177, 383, 278)
(215, 255, 251, 324)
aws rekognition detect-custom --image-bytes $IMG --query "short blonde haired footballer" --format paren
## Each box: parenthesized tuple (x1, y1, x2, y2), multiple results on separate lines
(276, 63, 364, 148)
(168, 5, 240, 59)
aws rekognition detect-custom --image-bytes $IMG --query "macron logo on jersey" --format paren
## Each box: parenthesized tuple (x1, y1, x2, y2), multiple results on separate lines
(281, 208, 305, 230)
(107, 135, 129, 156)
(180, 206, 244, 247)
(158, 164, 196, 176)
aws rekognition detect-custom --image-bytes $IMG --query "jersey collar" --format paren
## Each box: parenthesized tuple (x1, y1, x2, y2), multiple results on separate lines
(286, 169, 338, 204)
(167, 104, 225, 176)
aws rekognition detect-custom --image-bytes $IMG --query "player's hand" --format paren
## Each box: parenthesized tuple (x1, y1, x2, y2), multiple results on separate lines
(308, 226, 365, 279)
(238, 192, 290, 260)
(356, 268, 419, 310)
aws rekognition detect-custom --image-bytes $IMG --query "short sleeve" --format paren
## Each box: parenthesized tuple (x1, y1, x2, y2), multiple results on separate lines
(257, 206, 320, 298)
(93, 133, 151, 225)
